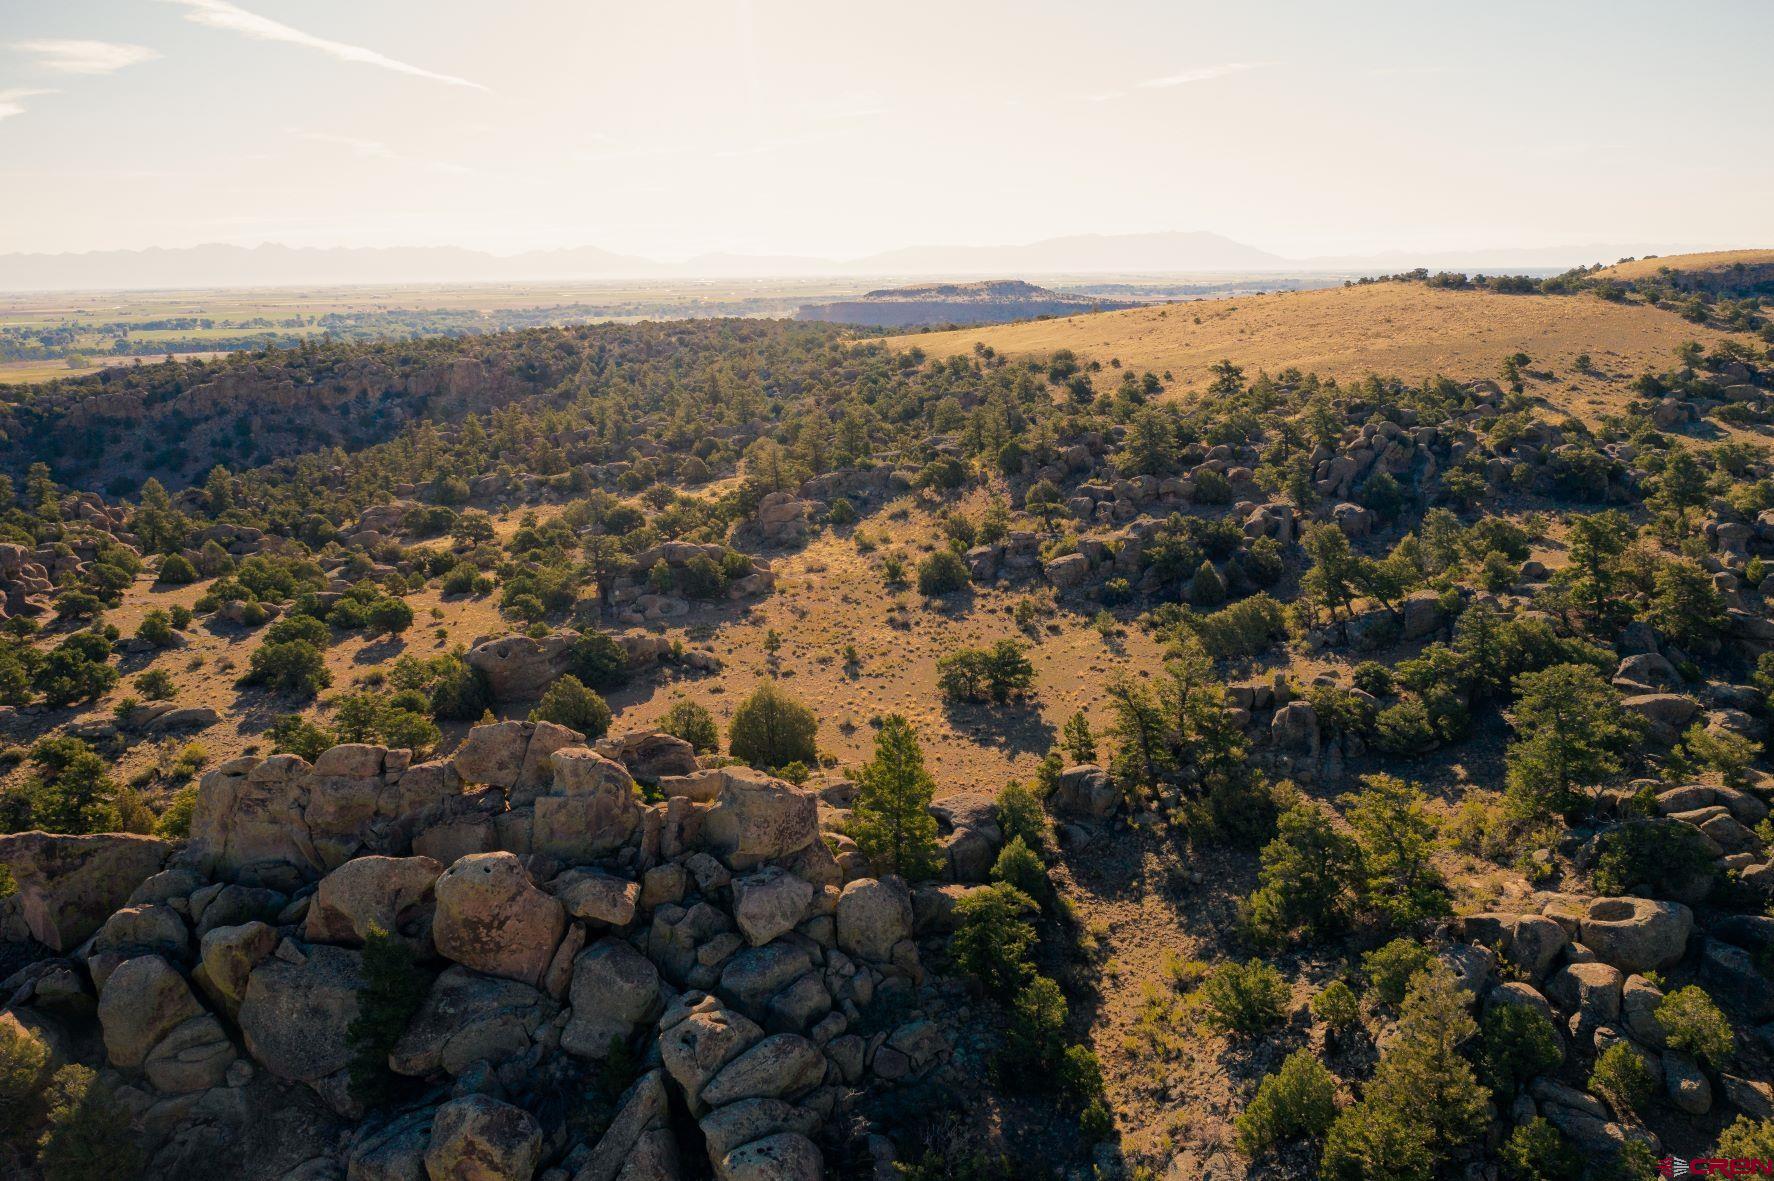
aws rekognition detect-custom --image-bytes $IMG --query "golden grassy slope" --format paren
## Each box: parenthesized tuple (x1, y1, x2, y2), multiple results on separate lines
(893, 280, 1739, 421)
(1596, 249, 1774, 281)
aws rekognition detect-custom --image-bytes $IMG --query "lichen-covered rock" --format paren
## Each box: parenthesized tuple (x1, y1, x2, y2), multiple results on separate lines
(659, 995, 764, 1111)
(98, 954, 203, 1069)
(561, 938, 662, 1060)
(143, 1013, 237, 1093)
(305, 854, 443, 950)
(433, 852, 566, 987)
(699, 770, 818, 870)
(595, 730, 699, 781)
(237, 942, 365, 1082)
(699, 1033, 824, 1107)
(0, 831, 170, 951)
(1050, 765, 1118, 819)
(835, 877, 912, 964)
(576, 1069, 673, 1181)
(422, 1094, 542, 1181)
(731, 867, 814, 947)
(553, 867, 640, 928)
(532, 749, 641, 861)
(391, 966, 560, 1078)
(196, 920, 278, 1015)
(717, 1131, 822, 1181)
(1579, 897, 1692, 974)
(464, 633, 577, 702)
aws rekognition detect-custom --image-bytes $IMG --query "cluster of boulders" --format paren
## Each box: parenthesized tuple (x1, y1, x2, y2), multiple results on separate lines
(0, 541, 56, 619)
(463, 629, 720, 703)
(1450, 893, 1774, 1154)
(0, 722, 968, 1180)
(608, 542, 774, 624)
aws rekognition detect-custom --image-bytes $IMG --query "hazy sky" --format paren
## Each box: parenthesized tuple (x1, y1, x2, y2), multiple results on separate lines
(1, 0, 1770, 259)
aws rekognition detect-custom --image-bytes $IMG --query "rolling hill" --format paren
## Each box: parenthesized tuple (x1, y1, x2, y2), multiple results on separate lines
(892, 273, 1744, 420)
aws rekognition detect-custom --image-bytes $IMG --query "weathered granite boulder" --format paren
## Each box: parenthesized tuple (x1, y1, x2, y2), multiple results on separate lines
(0, 831, 170, 951)
(433, 852, 566, 987)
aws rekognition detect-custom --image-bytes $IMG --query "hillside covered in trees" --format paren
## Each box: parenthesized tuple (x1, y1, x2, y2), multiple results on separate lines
(3, 261, 1774, 1181)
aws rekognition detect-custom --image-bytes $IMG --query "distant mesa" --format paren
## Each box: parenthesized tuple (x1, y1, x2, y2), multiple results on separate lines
(795, 279, 1142, 328)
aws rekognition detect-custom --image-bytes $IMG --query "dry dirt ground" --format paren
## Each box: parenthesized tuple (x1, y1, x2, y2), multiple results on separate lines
(893, 280, 1741, 425)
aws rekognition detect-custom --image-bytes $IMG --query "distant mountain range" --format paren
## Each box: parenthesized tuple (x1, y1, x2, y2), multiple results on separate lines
(0, 233, 1725, 292)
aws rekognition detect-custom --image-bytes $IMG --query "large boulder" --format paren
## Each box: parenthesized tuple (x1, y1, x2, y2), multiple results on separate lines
(1579, 897, 1692, 974)
(731, 867, 814, 947)
(699, 1032, 825, 1107)
(1271, 701, 1320, 756)
(659, 996, 764, 1110)
(463, 633, 575, 702)
(391, 965, 560, 1077)
(835, 877, 912, 964)
(98, 954, 203, 1069)
(196, 920, 279, 1015)
(595, 730, 699, 781)
(453, 721, 582, 804)
(433, 852, 566, 987)
(305, 855, 443, 950)
(553, 867, 640, 927)
(700, 770, 819, 870)
(717, 1132, 823, 1181)
(0, 831, 170, 951)
(237, 942, 366, 1082)
(143, 1013, 237, 1093)
(532, 749, 641, 860)
(576, 1069, 674, 1181)
(1050, 765, 1118, 819)
(423, 1094, 543, 1181)
(561, 938, 663, 1059)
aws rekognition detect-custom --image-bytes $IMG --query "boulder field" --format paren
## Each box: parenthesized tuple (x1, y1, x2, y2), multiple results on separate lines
(0, 722, 974, 1180)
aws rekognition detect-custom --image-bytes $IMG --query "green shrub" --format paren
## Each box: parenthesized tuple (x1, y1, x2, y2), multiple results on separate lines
(345, 926, 432, 1107)
(136, 609, 177, 648)
(35, 1065, 144, 1181)
(244, 639, 331, 697)
(1363, 939, 1433, 1006)
(35, 632, 118, 708)
(936, 640, 1034, 704)
(0, 1012, 50, 1142)
(1717, 1117, 1774, 1159)
(951, 882, 1038, 997)
(728, 682, 819, 770)
(569, 631, 631, 690)
(1590, 819, 1716, 897)
(6, 737, 118, 835)
(993, 780, 1048, 856)
(1186, 594, 1286, 660)
(1655, 985, 1734, 1066)
(659, 699, 719, 753)
(1311, 981, 1360, 1032)
(990, 836, 1050, 906)
(154, 783, 199, 839)
(1235, 1049, 1338, 1156)
(1500, 1117, 1579, 1181)
(529, 676, 612, 740)
(1004, 974, 1068, 1074)
(267, 714, 337, 762)
(157, 553, 198, 584)
(1198, 960, 1289, 1036)
(1589, 1042, 1652, 1117)
(1479, 1002, 1562, 1092)
(264, 614, 329, 648)
(134, 668, 175, 701)
(916, 548, 971, 596)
